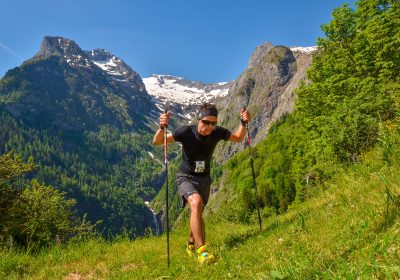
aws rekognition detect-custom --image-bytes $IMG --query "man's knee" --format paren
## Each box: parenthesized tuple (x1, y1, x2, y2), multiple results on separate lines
(188, 194, 204, 211)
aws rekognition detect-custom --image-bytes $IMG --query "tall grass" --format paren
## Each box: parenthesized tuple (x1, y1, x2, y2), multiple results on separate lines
(1, 147, 400, 279)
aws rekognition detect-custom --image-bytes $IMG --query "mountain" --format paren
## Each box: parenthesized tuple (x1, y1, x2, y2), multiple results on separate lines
(1, 36, 158, 132)
(143, 74, 232, 123)
(214, 43, 315, 161)
(0, 36, 164, 237)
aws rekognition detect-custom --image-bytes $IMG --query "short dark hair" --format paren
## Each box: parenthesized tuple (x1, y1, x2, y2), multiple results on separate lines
(197, 103, 218, 120)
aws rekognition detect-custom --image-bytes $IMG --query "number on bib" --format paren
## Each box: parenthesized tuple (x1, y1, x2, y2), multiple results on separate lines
(194, 161, 205, 173)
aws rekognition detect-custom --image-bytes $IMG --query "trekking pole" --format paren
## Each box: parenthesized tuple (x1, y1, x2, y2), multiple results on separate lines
(163, 109, 170, 268)
(242, 107, 262, 230)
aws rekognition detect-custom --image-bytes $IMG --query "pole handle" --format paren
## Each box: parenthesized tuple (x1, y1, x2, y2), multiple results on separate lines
(163, 109, 168, 162)
(241, 106, 249, 125)
(241, 107, 250, 144)
(162, 109, 168, 128)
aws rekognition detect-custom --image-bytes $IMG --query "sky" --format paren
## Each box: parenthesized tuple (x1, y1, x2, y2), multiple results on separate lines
(1, 0, 355, 83)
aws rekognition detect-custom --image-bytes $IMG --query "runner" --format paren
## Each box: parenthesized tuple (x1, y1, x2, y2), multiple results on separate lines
(153, 102, 251, 265)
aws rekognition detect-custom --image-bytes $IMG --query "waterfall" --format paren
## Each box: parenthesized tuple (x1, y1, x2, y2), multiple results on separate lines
(145, 201, 160, 236)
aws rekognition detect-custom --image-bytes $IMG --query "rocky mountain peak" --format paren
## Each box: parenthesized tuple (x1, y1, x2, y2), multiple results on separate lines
(32, 36, 95, 70)
(247, 42, 274, 69)
(32, 37, 146, 95)
(86, 49, 142, 86)
(35, 36, 84, 59)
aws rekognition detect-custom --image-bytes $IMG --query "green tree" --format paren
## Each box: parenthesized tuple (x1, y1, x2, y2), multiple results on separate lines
(0, 151, 94, 250)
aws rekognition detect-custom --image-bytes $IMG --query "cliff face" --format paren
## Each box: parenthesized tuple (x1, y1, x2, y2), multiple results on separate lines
(214, 43, 314, 162)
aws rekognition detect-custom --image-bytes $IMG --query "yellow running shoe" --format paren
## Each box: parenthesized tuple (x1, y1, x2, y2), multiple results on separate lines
(186, 242, 195, 257)
(196, 245, 216, 265)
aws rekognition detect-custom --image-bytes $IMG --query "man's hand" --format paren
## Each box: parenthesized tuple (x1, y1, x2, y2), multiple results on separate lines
(159, 112, 170, 128)
(229, 108, 252, 143)
(153, 112, 173, 145)
(240, 108, 251, 125)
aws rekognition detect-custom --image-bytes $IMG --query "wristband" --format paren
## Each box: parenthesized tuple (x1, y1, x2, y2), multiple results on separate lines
(240, 118, 248, 126)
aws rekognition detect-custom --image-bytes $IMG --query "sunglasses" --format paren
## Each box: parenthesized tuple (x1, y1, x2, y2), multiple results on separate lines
(200, 119, 217, 126)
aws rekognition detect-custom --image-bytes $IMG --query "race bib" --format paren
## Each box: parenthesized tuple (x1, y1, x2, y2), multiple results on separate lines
(194, 161, 205, 173)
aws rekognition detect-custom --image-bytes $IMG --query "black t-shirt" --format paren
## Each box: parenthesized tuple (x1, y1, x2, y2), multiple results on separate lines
(172, 125, 231, 176)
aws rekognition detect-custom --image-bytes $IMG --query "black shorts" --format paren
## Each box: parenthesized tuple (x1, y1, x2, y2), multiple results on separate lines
(176, 172, 212, 208)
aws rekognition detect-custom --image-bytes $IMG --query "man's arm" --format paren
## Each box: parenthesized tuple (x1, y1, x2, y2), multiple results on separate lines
(228, 108, 251, 143)
(229, 123, 247, 143)
(152, 112, 175, 145)
(152, 128, 175, 145)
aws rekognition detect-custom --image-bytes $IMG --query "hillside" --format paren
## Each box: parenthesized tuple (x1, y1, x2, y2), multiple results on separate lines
(1, 143, 399, 279)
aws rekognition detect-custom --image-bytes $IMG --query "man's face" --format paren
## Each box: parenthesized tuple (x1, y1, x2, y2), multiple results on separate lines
(197, 116, 218, 136)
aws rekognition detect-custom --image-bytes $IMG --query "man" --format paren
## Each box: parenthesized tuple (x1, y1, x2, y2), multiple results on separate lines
(152, 103, 251, 265)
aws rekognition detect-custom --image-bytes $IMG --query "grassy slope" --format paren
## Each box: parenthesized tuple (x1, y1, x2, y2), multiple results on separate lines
(1, 149, 400, 280)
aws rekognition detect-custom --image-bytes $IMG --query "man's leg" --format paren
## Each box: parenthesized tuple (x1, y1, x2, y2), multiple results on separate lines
(188, 217, 204, 244)
(187, 193, 205, 248)
(189, 230, 194, 244)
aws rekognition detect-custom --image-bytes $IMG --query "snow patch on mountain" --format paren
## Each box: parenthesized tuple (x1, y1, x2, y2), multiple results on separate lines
(143, 74, 230, 108)
(88, 50, 127, 78)
(92, 59, 117, 72)
(290, 46, 317, 54)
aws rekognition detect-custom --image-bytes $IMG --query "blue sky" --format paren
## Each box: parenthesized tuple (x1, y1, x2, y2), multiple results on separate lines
(1, 0, 354, 83)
